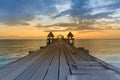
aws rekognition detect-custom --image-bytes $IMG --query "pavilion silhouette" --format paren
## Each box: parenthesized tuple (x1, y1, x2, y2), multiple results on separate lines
(47, 32, 74, 46)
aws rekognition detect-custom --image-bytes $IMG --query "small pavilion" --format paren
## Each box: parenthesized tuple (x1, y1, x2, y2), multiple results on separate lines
(67, 32, 74, 45)
(47, 32, 54, 45)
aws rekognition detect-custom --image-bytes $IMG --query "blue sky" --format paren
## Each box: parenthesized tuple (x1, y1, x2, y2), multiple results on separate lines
(0, 0, 120, 31)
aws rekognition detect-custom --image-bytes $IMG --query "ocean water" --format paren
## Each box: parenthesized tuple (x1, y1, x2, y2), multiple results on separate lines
(0, 39, 120, 68)
(0, 39, 46, 67)
(75, 39, 120, 68)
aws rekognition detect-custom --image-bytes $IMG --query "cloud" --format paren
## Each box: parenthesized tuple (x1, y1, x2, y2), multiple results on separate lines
(1, 20, 30, 26)
(108, 8, 120, 18)
(34, 19, 101, 32)
(0, 0, 120, 30)
(88, 0, 117, 8)
(55, 2, 71, 13)
(34, 17, 120, 32)
(54, 0, 120, 20)
(78, 30, 104, 33)
(44, 28, 71, 32)
(0, 0, 59, 25)
(89, 8, 113, 15)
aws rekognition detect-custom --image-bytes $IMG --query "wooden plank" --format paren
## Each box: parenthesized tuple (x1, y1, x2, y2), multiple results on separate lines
(29, 45, 57, 80)
(63, 45, 75, 73)
(0, 39, 120, 80)
(59, 42, 70, 80)
(90, 55, 120, 74)
(0, 47, 50, 80)
(72, 62, 105, 70)
(0, 50, 42, 79)
(74, 65, 105, 70)
(72, 49, 92, 61)
(43, 44, 60, 80)
(65, 44, 86, 62)
(67, 43, 93, 61)
(15, 48, 51, 80)
(64, 44, 75, 64)
(67, 72, 120, 80)
(74, 61, 101, 66)
(71, 70, 113, 75)
(77, 53, 93, 61)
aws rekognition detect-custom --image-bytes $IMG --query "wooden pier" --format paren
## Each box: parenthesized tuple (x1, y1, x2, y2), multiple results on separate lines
(0, 32, 120, 80)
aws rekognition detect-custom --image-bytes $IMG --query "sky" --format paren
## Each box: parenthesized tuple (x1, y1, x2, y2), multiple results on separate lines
(0, 0, 120, 39)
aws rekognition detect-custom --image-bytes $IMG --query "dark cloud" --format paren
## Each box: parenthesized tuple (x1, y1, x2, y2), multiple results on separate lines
(1, 20, 30, 26)
(34, 19, 101, 32)
(44, 28, 71, 32)
(34, 18, 120, 32)
(0, 0, 120, 27)
(54, 0, 120, 19)
(34, 24, 50, 28)
(78, 30, 104, 33)
(0, 0, 58, 25)
(53, 0, 90, 19)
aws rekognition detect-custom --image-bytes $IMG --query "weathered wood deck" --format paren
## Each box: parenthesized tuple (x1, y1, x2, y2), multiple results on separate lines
(0, 39, 120, 80)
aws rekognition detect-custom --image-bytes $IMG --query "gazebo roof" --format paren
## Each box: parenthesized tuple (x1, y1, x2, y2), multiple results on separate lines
(67, 32, 73, 37)
(47, 32, 54, 37)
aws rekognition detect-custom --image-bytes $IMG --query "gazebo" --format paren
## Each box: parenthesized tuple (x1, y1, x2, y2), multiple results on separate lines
(67, 32, 73, 39)
(47, 32, 54, 45)
(67, 32, 74, 45)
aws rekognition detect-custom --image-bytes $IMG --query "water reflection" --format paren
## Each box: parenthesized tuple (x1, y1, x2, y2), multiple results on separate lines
(75, 39, 120, 68)
(0, 39, 46, 67)
(0, 39, 120, 68)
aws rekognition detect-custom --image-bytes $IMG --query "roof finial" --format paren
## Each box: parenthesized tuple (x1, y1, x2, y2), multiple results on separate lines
(67, 32, 73, 37)
(47, 32, 54, 38)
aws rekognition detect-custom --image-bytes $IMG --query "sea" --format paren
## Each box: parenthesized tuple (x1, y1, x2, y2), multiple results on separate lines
(0, 39, 120, 68)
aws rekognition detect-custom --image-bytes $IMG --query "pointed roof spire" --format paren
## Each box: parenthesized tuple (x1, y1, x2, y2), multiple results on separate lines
(67, 32, 73, 37)
(47, 32, 54, 37)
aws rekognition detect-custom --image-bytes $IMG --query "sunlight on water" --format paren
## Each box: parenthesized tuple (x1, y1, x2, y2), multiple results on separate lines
(0, 39, 120, 68)
(0, 39, 46, 67)
(75, 39, 120, 68)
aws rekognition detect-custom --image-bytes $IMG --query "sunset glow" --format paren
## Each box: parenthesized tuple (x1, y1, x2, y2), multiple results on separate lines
(0, 0, 120, 39)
